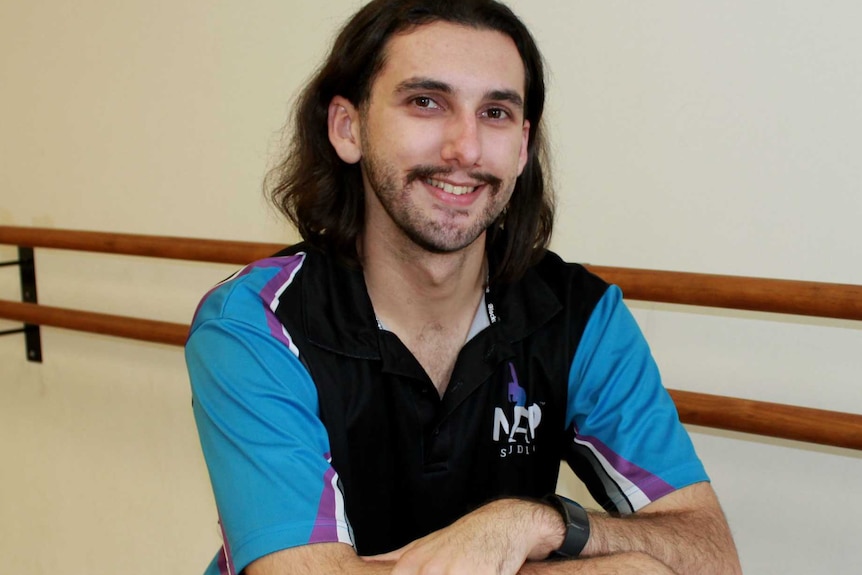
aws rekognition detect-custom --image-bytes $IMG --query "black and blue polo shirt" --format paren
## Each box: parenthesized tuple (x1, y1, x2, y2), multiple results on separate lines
(187, 244, 707, 575)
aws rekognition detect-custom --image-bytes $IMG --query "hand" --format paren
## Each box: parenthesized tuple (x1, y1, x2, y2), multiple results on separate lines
(364, 498, 564, 575)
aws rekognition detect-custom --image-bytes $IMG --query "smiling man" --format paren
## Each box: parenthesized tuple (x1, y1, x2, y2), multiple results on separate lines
(186, 1, 741, 574)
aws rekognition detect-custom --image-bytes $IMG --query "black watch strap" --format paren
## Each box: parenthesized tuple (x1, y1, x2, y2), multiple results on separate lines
(543, 494, 591, 557)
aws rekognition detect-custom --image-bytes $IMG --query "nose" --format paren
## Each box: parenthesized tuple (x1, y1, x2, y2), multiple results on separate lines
(440, 112, 481, 167)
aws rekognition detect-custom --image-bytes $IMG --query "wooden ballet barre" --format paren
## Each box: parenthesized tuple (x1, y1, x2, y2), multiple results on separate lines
(0, 299, 188, 346)
(587, 265, 862, 322)
(668, 390, 862, 451)
(0, 225, 282, 266)
(2, 226, 861, 321)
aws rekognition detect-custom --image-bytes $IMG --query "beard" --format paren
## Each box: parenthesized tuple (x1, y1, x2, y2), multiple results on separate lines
(360, 152, 514, 255)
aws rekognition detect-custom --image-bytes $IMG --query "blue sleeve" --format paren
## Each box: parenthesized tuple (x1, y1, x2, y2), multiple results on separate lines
(186, 260, 352, 574)
(566, 285, 708, 514)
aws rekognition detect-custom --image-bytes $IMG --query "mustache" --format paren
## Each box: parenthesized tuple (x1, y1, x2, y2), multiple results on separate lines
(405, 165, 503, 190)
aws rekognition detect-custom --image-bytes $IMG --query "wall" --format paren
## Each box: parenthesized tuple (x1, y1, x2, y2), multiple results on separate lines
(1, 1, 859, 573)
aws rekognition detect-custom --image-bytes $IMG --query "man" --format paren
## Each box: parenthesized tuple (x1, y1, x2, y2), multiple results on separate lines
(186, 1, 741, 574)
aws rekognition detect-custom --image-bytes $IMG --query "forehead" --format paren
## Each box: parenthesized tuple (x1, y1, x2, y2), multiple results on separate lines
(373, 21, 526, 100)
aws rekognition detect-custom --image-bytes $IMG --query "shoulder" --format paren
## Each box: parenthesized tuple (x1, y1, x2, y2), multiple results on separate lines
(190, 248, 313, 333)
(530, 250, 611, 314)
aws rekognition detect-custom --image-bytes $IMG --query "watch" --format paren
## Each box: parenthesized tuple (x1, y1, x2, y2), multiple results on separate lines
(543, 494, 591, 557)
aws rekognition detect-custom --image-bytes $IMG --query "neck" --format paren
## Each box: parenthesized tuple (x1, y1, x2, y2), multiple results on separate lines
(360, 232, 487, 394)
(360, 231, 488, 328)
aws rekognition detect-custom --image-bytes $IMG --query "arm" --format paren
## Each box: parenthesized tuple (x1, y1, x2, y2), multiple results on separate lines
(555, 285, 742, 572)
(247, 543, 392, 575)
(244, 498, 570, 575)
(520, 554, 678, 575)
(374, 483, 738, 575)
(576, 482, 740, 575)
(248, 545, 676, 575)
(186, 262, 353, 574)
(373, 483, 737, 575)
(247, 484, 737, 575)
(243, 498, 550, 575)
(516, 482, 739, 575)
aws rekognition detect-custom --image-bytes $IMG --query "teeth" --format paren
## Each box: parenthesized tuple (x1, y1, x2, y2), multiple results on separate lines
(426, 178, 476, 196)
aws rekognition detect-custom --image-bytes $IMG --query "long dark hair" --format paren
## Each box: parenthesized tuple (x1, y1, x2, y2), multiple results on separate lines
(266, 0, 554, 282)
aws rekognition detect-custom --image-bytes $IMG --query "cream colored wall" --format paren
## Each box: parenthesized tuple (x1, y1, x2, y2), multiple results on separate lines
(1, 1, 859, 573)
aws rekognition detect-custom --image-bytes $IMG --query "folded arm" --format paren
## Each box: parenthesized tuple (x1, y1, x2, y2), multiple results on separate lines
(246, 498, 561, 575)
(521, 481, 741, 575)
(576, 481, 740, 574)
(246, 481, 740, 575)
(246, 543, 677, 575)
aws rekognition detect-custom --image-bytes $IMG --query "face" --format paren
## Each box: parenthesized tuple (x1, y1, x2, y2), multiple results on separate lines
(331, 21, 530, 255)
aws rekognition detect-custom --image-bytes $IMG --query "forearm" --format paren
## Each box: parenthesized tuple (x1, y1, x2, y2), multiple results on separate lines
(364, 497, 565, 574)
(520, 552, 678, 575)
(246, 542, 395, 575)
(245, 541, 679, 575)
(578, 484, 740, 575)
(245, 498, 560, 575)
(246, 485, 739, 575)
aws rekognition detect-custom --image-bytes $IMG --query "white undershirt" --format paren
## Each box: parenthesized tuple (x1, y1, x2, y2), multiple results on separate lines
(375, 293, 491, 345)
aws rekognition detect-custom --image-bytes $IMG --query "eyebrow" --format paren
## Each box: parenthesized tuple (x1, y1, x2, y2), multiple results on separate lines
(394, 76, 524, 109)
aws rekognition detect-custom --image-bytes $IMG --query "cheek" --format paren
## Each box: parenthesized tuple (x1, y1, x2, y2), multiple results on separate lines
(367, 113, 443, 165)
(484, 135, 529, 176)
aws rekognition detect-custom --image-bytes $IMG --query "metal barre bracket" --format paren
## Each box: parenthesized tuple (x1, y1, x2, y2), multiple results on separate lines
(0, 247, 42, 362)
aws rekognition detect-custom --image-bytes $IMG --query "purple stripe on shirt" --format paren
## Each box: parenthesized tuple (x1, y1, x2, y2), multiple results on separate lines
(188, 256, 300, 341)
(259, 254, 306, 350)
(216, 546, 229, 575)
(258, 254, 305, 305)
(309, 454, 340, 543)
(577, 434, 674, 501)
(217, 516, 236, 575)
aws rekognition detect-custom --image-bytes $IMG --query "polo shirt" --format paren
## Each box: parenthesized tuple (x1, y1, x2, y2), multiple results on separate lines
(187, 244, 707, 575)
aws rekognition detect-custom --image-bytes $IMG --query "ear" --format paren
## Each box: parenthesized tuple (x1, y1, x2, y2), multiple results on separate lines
(328, 95, 362, 164)
(516, 119, 531, 176)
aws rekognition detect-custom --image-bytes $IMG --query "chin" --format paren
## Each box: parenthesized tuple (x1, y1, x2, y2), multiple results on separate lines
(404, 227, 487, 255)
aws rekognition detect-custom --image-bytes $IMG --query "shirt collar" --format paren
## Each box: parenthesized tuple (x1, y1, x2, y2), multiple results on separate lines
(292, 245, 561, 357)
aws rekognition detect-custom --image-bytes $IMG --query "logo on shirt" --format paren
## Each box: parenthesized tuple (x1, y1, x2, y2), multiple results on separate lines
(493, 362, 542, 458)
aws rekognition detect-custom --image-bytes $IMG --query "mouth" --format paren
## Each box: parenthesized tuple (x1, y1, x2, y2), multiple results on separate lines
(424, 178, 479, 196)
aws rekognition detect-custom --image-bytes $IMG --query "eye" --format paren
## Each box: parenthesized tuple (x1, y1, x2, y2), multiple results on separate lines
(412, 96, 440, 110)
(483, 107, 510, 120)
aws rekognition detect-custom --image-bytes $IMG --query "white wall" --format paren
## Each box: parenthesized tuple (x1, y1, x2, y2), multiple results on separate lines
(1, 1, 859, 573)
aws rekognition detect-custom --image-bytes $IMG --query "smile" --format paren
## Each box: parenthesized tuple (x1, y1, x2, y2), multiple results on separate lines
(424, 178, 479, 196)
